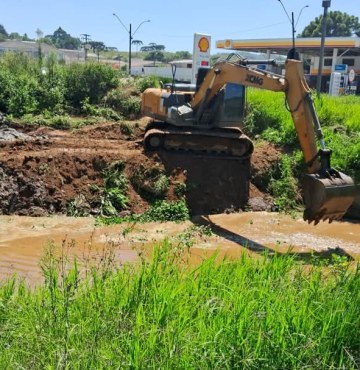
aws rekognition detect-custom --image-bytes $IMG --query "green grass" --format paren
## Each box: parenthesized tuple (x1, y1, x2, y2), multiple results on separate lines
(246, 89, 360, 146)
(0, 240, 359, 369)
(246, 89, 360, 205)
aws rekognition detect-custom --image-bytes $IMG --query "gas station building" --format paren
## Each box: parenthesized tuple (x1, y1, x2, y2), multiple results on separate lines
(216, 37, 360, 94)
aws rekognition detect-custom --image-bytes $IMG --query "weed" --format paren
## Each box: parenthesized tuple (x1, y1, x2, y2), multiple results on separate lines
(130, 165, 169, 200)
(66, 194, 91, 217)
(137, 200, 190, 222)
(269, 154, 300, 213)
(152, 174, 170, 197)
(101, 160, 129, 215)
(38, 163, 50, 174)
(173, 225, 214, 249)
(174, 181, 187, 197)
(97, 199, 190, 225)
(119, 122, 133, 135)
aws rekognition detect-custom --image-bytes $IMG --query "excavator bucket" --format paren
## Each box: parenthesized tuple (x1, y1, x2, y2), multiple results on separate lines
(302, 171, 356, 224)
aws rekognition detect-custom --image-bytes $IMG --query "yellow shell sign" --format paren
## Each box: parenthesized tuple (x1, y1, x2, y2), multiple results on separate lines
(224, 39, 232, 48)
(198, 37, 210, 52)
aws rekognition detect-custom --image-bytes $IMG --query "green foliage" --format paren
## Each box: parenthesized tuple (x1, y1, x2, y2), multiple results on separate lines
(247, 89, 360, 186)
(66, 194, 90, 216)
(0, 241, 359, 369)
(130, 165, 169, 201)
(98, 199, 190, 225)
(174, 224, 214, 248)
(64, 62, 119, 109)
(81, 97, 122, 121)
(119, 122, 134, 135)
(245, 89, 297, 146)
(0, 24, 8, 37)
(0, 52, 184, 121)
(46, 27, 81, 50)
(299, 11, 360, 37)
(47, 115, 73, 129)
(102, 161, 129, 216)
(175, 182, 187, 197)
(151, 175, 170, 198)
(135, 75, 161, 92)
(0, 52, 124, 119)
(103, 88, 141, 118)
(144, 51, 165, 62)
(269, 155, 300, 212)
(138, 199, 190, 222)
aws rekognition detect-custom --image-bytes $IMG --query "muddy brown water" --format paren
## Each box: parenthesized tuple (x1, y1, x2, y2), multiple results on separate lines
(0, 212, 359, 285)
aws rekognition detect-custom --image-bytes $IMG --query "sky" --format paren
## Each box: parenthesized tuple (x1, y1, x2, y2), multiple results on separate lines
(2, 0, 360, 53)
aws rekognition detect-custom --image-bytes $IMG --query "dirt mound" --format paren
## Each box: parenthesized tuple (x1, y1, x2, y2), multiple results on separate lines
(0, 121, 281, 217)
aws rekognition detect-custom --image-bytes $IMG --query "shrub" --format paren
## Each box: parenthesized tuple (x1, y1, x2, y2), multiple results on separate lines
(64, 62, 119, 109)
(135, 75, 161, 92)
(103, 88, 141, 118)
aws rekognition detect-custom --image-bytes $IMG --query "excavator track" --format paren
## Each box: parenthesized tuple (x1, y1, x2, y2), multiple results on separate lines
(144, 122, 254, 159)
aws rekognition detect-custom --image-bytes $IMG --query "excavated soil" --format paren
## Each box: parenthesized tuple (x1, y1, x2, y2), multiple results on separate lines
(0, 120, 280, 217)
(1, 120, 359, 284)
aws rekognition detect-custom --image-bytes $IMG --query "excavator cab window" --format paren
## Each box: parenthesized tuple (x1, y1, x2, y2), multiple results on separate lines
(220, 83, 245, 125)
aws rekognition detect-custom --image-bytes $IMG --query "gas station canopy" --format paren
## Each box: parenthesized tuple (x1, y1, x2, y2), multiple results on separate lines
(216, 37, 360, 57)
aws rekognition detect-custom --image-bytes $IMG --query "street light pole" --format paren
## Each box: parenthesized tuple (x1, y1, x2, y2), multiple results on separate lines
(316, 0, 331, 95)
(128, 23, 132, 74)
(277, 1, 309, 58)
(113, 13, 150, 74)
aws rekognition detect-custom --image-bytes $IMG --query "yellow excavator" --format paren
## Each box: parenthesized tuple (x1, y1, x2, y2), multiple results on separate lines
(141, 51, 355, 224)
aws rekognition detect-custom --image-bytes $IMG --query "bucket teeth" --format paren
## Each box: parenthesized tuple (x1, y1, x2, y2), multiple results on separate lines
(302, 172, 356, 224)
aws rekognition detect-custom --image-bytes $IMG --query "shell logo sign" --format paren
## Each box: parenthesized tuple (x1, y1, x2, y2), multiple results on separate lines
(198, 37, 210, 53)
(224, 39, 232, 48)
(192, 33, 211, 84)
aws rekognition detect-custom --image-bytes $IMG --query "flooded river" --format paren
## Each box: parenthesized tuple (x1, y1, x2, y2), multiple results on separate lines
(0, 212, 359, 284)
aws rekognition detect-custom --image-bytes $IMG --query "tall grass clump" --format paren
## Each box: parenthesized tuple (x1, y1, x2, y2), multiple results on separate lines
(0, 241, 359, 369)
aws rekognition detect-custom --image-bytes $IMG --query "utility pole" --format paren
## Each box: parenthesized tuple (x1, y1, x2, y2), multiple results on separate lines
(113, 14, 150, 74)
(81, 33, 91, 61)
(316, 0, 331, 95)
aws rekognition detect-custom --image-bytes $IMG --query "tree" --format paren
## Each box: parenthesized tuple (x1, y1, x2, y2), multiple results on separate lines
(22, 33, 32, 41)
(144, 51, 165, 64)
(9, 32, 22, 40)
(132, 39, 143, 54)
(88, 41, 106, 61)
(131, 39, 143, 47)
(174, 51, 192, 60)
(299, 11, 360, 37)
(0, 24, 8, 37)
(89, 41, 106, 53)
(140, 43, 166, 52)
(45, 27, 81, 50)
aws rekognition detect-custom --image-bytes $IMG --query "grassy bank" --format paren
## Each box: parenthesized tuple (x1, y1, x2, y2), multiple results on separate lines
(0, 241, 359, 369)
(246, 89, 360, 182)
